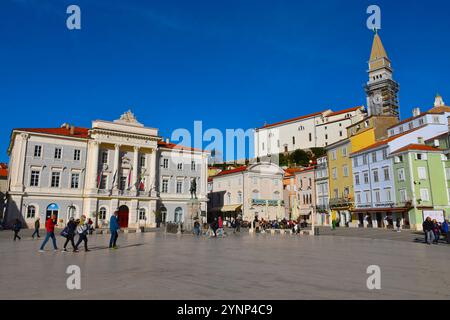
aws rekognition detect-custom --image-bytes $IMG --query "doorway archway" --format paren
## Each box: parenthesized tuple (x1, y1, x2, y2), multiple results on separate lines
(46, 203, 59, 220)
(118, 205, 129, 228)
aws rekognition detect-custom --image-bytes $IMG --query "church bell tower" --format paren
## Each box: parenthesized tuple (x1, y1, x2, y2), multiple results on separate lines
(364, 31, 400, 118)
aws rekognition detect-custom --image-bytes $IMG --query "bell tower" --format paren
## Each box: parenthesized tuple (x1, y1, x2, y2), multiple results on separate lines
(364, 31, 400, 118)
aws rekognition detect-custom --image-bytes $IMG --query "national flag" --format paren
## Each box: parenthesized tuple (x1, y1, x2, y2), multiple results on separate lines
(127, 168, 132, 189)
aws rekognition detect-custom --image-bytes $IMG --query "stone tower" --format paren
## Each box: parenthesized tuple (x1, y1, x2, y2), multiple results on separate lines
(364, 31, 400, 118)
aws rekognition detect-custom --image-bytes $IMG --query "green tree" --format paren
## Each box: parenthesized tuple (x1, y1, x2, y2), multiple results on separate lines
(290, 149, 310, 166)
(310, 147, 326, 159)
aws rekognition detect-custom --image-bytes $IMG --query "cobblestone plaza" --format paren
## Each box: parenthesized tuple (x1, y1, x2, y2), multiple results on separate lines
(1, 230, 449, 300)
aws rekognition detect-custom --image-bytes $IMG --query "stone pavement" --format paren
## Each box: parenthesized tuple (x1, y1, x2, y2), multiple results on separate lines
(0, 230, 449, 300)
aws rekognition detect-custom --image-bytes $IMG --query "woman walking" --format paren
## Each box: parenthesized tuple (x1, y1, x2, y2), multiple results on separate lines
(13, 219, 22, 241)
(62, 217, 77, 252)
(74, 216, 90, 252)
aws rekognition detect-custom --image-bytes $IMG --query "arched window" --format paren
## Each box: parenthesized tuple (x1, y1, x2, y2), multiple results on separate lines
(98, 207, 107, 220)
(27, 206, 36, 219)
(139, 208, 146, 220)
(46, 203, 59, 220)
(252, 190, 260, 200)
(237, 191, 243, 203)
(160, 207, 167, 223)
(273, 191, 280, 200)
(174, 207, 183, 223)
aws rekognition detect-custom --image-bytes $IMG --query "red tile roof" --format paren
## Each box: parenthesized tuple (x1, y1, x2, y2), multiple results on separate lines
(0, 163, 7, 178)
(157, 141, 206, 152)
(350, 126, 424, 155)
(392, 144, 440, 154)
(258, 111, 325, 130)
(327, 106, 364, 117)
(214, 166, 247, 177)
(15, 127, 90, 139)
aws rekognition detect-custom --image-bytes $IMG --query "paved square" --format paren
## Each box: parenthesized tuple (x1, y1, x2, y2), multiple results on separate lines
(1, 230, 449, 300)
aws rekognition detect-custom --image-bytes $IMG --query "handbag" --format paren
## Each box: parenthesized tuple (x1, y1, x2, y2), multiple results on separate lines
(60, 227, 69, 238)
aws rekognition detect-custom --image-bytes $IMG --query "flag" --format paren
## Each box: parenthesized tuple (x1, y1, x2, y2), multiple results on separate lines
(127, 168, 132, 189)
(111, 170, 117, 188)
(97, 170, 103, 189)
(138, 174, 145, 191)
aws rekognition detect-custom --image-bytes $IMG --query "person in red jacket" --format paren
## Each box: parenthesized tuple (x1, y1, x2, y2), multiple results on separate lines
(39, 215, 58, 252)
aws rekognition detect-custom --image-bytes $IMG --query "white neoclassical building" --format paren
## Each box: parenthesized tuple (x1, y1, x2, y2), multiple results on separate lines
(5, 111, 208, 229)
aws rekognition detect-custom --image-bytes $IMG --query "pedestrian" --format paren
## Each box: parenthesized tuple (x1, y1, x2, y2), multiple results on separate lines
(235, 217, 241, 233)
(31, 217, 40, 239)
(62, 217, 77, 252)
(74, 216, 90, 252)
(193, 219, 201, 236)
(109, 211, 120, 249)
(422, 217, 434, 245)
(39, 215, 58, 252)
(395, 217, 401, 233)
(88, 218, 94, 235)
(442, 219, 449, 244)
(12, 219, 22, 241)
(432, 219, 440, 244)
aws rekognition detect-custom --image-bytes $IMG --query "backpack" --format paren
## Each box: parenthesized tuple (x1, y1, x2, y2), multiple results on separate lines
(60, 227, 69, 238)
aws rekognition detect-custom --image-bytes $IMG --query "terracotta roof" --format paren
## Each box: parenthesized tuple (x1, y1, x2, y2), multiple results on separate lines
(214, 166, 247, 177)
(388, 106, 450, 130)
(15, 127, 90, 139)
(0, 163, 7, 178)
(392, 144, 440, 154)
(327, 106, 364, 117)
(157, 141, 206, 153)
(428, 106, 450, 114)
(258, 111, 324, 130)
(350, 126, 424, 156)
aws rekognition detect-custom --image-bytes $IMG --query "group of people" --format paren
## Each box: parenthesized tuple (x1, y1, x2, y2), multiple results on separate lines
(252, 217, 306, 233)
(11, 211, 122, 252)
(422, 217, 450, 245)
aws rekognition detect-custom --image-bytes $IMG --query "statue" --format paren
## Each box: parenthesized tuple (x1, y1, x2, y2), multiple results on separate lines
(190, 178, 197, 199)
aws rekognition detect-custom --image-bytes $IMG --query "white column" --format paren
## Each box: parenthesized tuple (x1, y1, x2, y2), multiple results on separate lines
(132, 146, 139, 191)
(11, 133, 29, 191)
(112, 144, 121, 190)
(149, 148, 157, 196)
(86, 141, 100, 191)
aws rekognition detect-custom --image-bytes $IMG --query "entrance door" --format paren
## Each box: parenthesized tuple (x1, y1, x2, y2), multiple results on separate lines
(46, 203, 59, 220)
(118, 205, 129, 228)
(376, 213, 382, 228)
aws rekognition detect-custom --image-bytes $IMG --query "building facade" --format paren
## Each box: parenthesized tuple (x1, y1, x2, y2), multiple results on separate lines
(208, 163, 285, 222)
(254, 107, 366, 159)
(5, 111, 208, 229)
(314, 157, 329, 226)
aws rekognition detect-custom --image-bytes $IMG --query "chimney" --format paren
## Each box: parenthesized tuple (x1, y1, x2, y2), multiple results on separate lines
(70, 125, 75, 135)
(417, 137, 424, 144)
(165, 138, 170, 144)
(412, 108, 421, 117)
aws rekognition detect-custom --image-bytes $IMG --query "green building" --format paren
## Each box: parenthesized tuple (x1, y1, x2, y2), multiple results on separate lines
(391, 142, 450, 231)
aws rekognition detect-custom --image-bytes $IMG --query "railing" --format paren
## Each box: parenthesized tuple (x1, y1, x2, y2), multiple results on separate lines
(251, 199, 285, 206)
(316, 205, 329, 213)
(329, 197, 353, 209)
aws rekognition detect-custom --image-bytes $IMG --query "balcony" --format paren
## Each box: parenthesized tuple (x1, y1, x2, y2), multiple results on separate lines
(315, 205, 329, 213)
(251, 199, 285, 206)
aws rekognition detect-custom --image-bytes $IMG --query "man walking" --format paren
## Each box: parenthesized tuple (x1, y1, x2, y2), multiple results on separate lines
(74, 215, 90, 252)
(39, 215, 58, 252)
(423, 216, 434, 245)
(31, 217, 40, 239)
(62, 217, 77, 252)
(12, 219, 22, 241)
(442, 219, 449, 244)
(109, 211, 120, 249)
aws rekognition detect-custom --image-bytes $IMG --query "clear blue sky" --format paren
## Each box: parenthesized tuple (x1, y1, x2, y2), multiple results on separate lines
(1, 0, 450, 163)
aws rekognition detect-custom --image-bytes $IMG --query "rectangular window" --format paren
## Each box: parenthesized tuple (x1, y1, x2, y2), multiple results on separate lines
(139, 155, 146, 168)
(162, 158, 169, 169)
(331, 150, 337, 161)
(333, 188, 338, 199)
(373, 169, 379, 183)
(119, 176, 127, 190)
(399, 189, 407, 202)
(372, 152, 377, 163)
(191, 161, 196, 171)
(73, 149, 81, 161)
(382, 149, 388, 160)
(51, 172, 61, 188)
(34, 145, 42, 158)
(177, 163, 183, 171)
(398, 168, 405, 182)
(356, 193, 361, 204)
(343, 165, 349, 177)
(374, 190, 381, 203)
(54, 147, 62, 160)
(420, 188, 430, 202)
(309, 133, 312, 142)
(332, 168, 337, 180)
(176, 180, 183, 194)
(364, 191, 371, 204)
(162, 179, 169, 193)
(99, 175, 107, 190)
(384, 167, 390, 181)
(342, 147, 347, 157)
(363, 172, 369, 184)
(30, 170, 40, 187)
(385, 188, 392, 202)
(363, 155, 368, 165)
(101, 151, 108, 164)
(355, 174, 360, 185)
(353, 157, 358, 167)
(70, 173, 80, 189)
(418, 167, 427, 180)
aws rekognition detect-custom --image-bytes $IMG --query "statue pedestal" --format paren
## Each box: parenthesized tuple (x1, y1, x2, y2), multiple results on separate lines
(185, 198, 200, 232)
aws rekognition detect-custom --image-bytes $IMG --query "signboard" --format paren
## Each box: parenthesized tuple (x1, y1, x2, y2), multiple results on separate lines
(423, 210, 445, 223)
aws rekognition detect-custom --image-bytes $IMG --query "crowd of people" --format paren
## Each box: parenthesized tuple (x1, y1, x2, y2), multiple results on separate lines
(422, 217, 450, 245)
(11, 211, 121, 252)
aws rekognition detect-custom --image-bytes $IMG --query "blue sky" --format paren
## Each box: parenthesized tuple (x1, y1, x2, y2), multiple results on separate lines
(1, 0, 450, 162)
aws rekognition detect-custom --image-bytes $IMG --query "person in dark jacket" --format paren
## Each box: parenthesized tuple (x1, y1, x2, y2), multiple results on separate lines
(74, 216, 90, 252)
(423, 217, 434, 245)
(31, 218, 40, 239)
(62, 217, 77, 252)
(13, 219, 22, 241)
(442, 219, 449, 244)
(109, 211, 120, 249)
(432, 219, 440, 244)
